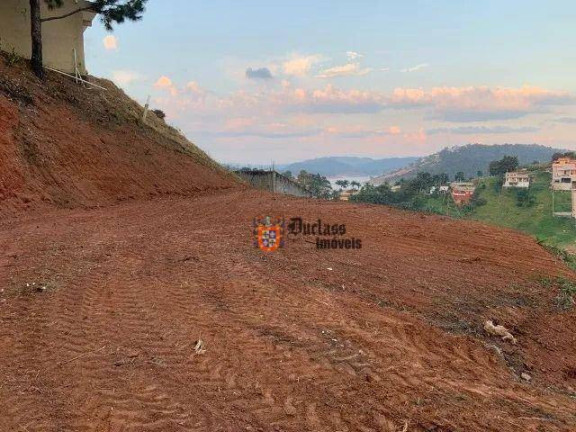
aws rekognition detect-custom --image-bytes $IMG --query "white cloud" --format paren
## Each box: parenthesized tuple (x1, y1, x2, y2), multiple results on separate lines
(154, 75, 178, 96)
(186, 81, 203, 94)
(316, 63, 372, 79)
(111, 70, 143, 86)
(103, 35, 118, 51)
(346, 51, 363, 61)
(428, 126, 540, 135)
(283, 54, 323, 77)
(401, 63, 429, 73)
(149, 78, 576, 129)
(185, 81, 207, 102)
(324, 125, 402, 138)
(155, 76, 173, 88)
(389, 85, 575, 121)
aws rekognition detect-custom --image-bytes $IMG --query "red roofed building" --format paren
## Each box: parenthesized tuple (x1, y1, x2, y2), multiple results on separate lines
(450, 182, 476, 205)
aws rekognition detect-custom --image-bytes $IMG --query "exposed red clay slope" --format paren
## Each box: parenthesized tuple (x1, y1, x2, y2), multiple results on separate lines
(1, 60, 576, 431)
(0, 57, 238, 216)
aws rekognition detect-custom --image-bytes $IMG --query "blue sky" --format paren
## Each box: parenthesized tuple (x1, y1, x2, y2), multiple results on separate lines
(84, 0, 576, 164)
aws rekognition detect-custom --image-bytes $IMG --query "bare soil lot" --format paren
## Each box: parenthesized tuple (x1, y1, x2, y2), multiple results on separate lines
(1, 190, 575, 432)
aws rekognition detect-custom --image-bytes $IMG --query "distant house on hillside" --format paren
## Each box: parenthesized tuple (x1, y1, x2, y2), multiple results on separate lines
(552, 157, 576, 191)
(234, 169, 313, 198)
(450, 182, 476, 205)
(503, 171, 531, 188)
(339, 189, 359, 201)
(0, 0, 96, 74)
(430, 185, 449, 195)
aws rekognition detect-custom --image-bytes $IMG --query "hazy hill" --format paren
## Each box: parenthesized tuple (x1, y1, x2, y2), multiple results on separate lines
(370, 144, 565, 185)
(279, 156, 418, 177)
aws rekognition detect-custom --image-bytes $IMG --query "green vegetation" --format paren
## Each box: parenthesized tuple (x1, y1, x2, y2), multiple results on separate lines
(414, 170, 575, 248)
(489, 155, 519, 176)
(295, 170, 333, 199)
(152, 109, 166, 121)
(535, 275, 576, 309)
(541, 244, 576, 270)
(335, 179, 350, 190)
(353, 165, 576, 251)
(352, 172, 472, 212)
(370, 144, 564, 184)
(463, 171, 576, 248)
(556, 278, 576, 310)
(4, 49, 21, 67)
(552, 151, 576, 161)
(30, 1, 148, 78)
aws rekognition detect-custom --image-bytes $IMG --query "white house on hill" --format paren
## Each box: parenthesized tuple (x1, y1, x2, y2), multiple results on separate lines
(503, 171, 531, 189)
(0, 0, 96, 74)
(552, 157, 576, 191)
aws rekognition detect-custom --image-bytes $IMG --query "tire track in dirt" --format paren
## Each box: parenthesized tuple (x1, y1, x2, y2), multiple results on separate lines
(1, 192, 576, 431)
(62, 241, 209, 431)
(195, 233, 575, 431)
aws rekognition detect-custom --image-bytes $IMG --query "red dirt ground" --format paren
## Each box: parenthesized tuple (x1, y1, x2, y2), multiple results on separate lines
(0, 59, 237, 217)
(1, 59, 576, 431)
(2, 192, 576, 432)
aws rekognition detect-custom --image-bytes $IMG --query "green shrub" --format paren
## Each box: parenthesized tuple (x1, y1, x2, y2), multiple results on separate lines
(152, 109, 166, 120)
(515, 189, 536, 207)
(541, 243, 576, 271)
(556, 278, 576, 310)
(4, 49, 21, 67)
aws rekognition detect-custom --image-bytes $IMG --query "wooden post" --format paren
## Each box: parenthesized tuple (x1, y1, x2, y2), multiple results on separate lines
(142, 95, 151, 123)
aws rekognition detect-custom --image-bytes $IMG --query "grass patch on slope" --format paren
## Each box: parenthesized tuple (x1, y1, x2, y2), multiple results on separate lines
(468, 172, 576, 248)
(412, 170, 576, 250)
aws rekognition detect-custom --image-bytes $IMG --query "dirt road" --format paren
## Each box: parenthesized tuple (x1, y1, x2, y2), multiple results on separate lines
(1, 190, 575, 432)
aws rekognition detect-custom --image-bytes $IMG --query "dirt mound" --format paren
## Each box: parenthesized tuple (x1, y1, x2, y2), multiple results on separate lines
(0, 55, 238, 216)
(1, 191, 575, 431)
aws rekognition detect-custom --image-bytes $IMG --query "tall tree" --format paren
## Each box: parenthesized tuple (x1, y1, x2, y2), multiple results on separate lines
(30, 0, 44, 77)
(489, 156, 519, 176)
(296, 170, 333, 199)
(29, 0, 148, 78)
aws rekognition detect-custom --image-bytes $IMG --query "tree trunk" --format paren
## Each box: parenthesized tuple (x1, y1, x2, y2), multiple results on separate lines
(29, 0, 44, 78)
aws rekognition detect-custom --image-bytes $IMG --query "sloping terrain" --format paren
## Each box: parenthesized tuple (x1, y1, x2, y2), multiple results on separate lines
(1, 193, 576, 432)
(0, 57, 238, 216)
(370, 144, 563, 185)
(1, 60, 576, 431)
(388, 170, 576, 249)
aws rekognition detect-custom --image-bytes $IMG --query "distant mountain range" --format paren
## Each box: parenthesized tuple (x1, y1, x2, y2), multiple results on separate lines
(370, 144, 566, 185)
(277, 156, 419, 178)
(227, 144, 566, 183)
